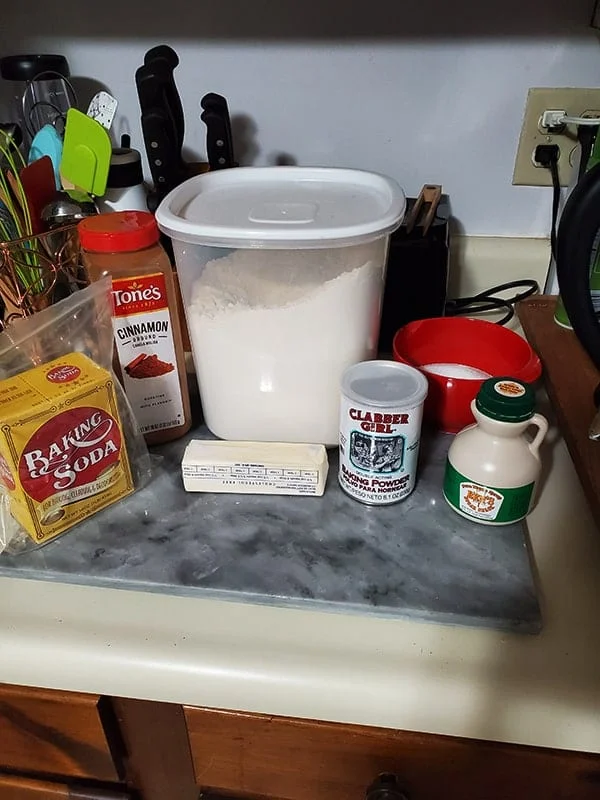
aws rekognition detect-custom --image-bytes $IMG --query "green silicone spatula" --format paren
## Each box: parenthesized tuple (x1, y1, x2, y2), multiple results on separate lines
(60, 108, 112, 196)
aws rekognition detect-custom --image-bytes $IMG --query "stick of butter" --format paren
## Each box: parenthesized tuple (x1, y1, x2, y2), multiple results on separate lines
(181, 440, 329, 496)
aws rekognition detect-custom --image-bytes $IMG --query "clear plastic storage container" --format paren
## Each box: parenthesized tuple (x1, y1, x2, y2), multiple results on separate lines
(156, 167, 405, 445)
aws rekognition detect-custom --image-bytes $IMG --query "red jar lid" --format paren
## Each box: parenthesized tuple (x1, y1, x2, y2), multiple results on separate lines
(79, 211, 160, 252)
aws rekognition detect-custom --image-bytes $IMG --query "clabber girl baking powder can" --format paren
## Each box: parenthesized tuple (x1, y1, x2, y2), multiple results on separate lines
(339, 360, 429, 505)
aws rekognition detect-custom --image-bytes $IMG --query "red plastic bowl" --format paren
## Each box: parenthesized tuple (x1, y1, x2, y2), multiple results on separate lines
(392, 317, 542, 433)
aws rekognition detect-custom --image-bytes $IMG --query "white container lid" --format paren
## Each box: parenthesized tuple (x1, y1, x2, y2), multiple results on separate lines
(342, 360, 429, 409)
(155, 166, 406, 249)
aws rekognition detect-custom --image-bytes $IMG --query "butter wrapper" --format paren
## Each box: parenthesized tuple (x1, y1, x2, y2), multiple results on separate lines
(182, 439, 328, 496)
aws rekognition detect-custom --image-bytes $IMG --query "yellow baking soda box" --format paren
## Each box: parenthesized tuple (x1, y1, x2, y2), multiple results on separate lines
(0, 352, 133, 544)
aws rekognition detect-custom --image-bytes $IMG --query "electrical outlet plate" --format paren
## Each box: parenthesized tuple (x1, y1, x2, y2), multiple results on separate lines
(513, 87, 600, 187)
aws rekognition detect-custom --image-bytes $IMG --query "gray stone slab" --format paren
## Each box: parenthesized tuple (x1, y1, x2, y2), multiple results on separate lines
(0, 429, 541, 633)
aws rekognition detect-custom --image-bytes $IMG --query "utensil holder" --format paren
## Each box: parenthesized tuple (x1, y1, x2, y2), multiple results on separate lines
(0, 225, 85, 329)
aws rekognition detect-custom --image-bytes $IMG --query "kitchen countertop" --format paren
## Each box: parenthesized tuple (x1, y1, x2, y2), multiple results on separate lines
(1, 416, 599, 755)
(0, 430, 541, 634)
(1, 237, 599, 756)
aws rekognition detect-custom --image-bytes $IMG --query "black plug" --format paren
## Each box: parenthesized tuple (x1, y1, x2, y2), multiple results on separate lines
(534, 143, 560, 168)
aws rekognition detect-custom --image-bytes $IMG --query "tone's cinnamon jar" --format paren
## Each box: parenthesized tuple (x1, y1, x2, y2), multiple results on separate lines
(79, 211, 191, 445)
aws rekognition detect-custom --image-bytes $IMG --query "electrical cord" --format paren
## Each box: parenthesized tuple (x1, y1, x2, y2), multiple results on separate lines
(534, 144, 561, 260)
(558, 114, 600, 126)
(541, 111, 600, 129)
(577, 124, 598, 181)
(549, 158, 561, 259)
(445, 279, 539, 326)
(430, 131, 599, 329)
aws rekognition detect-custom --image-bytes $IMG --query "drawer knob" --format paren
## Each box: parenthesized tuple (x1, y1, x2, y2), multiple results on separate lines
(366, 772, 409, 800)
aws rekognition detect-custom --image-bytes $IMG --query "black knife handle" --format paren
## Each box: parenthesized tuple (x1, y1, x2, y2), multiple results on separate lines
(200, 92, 227, 112)
(144, 44, 179, 69)
(144, 45, 185, 153)
(136, 61, 181, 151)
(201, 107, 234, 170)
(200, 93, 236, 170)
(201, 92, 233, 143)
(141, 108, 184, 199)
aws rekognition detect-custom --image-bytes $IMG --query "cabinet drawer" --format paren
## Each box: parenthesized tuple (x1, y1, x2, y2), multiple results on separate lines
(184, 707, 600, 800)
(0, 683, 121, 782)
(0, 774, 131, 800)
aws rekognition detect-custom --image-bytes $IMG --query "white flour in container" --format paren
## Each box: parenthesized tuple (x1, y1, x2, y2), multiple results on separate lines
(187, 246, 382, 445)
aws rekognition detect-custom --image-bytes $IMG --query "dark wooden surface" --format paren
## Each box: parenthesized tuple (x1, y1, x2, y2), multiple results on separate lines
(184, 706, 600, 800)
(0, 684, 120, 782)
(111, 697, 199, 800)
(517, 295, 600, 527)
(0, 775, 70, 800)
(0, 774, 130, 800)
(1, 679, 599, 800)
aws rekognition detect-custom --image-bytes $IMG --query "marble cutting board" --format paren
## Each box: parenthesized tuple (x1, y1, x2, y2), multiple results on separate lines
(0, 428, 542, 633)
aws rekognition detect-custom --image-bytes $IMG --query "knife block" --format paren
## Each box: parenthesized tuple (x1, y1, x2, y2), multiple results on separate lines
(378, 192, 450, 355)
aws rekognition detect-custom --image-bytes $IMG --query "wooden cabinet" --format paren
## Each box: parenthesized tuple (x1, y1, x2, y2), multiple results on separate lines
(0, 776, 69, 800)
(2, 683, 600, 800)
(183, 706, 600, 800)
(0, 684, 122, 782)
(0, 684, 129, 800)
(0, 774, 131, 800)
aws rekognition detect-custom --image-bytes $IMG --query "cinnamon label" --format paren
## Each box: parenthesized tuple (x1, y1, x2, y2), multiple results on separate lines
(111, 273, 184, 435)
(0, 353, 133, 544)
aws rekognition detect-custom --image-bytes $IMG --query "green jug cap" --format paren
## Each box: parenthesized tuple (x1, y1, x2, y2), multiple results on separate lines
(475, 377, 536, 422)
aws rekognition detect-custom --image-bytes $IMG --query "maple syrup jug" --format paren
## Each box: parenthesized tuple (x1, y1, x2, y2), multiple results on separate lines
(443, 377, 548, 525)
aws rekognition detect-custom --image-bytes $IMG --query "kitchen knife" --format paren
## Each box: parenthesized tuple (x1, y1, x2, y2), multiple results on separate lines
(144, 45, 185, 155)
(136, 59, 186, 202)
(200, 92, 236, 170)
(139, 106, 185, 199)
(201, 93, 232, 135)
(201, 93, 235, 166)
(201, 108, 234, 171)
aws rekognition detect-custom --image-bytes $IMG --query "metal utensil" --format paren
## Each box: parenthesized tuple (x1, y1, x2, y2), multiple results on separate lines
(41, 190, 97, 274)
(41, 194, 95, 296)
(41, 191, 98, 228)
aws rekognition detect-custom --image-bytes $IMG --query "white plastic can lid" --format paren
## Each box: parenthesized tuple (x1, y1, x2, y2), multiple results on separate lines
(155, 166, 406, 249)
(341, 360, 429, 410)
